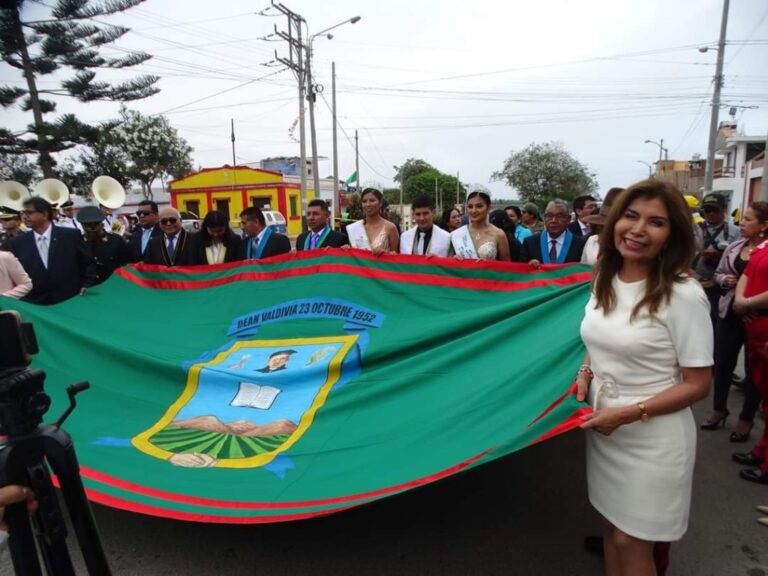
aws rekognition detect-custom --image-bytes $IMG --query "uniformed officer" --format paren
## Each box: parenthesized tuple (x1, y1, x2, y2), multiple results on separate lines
(57, 200, 84, 234)
(76, 206, 131, 285)
(0, 209, 25, 252)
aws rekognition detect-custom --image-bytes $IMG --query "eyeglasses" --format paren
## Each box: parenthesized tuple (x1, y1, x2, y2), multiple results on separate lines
(136, 210, 154, 216)
(543, 213, 569, 221)
(160, 218, 178, 225)
(21, 210, 39, 216)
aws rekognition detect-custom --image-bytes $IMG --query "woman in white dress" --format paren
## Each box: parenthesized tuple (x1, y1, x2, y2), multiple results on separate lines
(450, 191, 510, 261)
(345, 188, 399, 255)
(576, 180, 713, 576)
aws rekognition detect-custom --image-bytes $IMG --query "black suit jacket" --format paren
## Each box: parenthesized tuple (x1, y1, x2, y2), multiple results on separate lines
(568, 220, 588, 237)
(129, 224, 162, 262)
(190, 234, 241, 265)
(237, 232, 291, 260)
(295, 229, 348, 251)
(520, 232, 586, 264)
(10, 226, 96, 305)
(143, 230, 197, 266)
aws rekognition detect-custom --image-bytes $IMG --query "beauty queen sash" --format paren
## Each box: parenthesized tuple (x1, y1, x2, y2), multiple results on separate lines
(304, 226, 331, 250)
(246, 227, 273, 259)
(540, 230, 573, 264)
(346, 221, 372, 251)
(450, 226, 478, 259)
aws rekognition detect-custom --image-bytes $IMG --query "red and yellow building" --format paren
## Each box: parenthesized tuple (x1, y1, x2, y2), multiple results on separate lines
(169, 166, 316, 235)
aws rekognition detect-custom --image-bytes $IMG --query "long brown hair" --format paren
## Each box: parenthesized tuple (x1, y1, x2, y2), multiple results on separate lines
(593, 179, 694, 320)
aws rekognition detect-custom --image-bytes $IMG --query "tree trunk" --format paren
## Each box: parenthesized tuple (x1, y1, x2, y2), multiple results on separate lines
(10, 7, 53, 178)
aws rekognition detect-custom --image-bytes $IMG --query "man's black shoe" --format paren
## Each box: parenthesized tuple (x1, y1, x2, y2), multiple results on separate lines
(733, 452, 764, 467)
(740, 468, 768, 484)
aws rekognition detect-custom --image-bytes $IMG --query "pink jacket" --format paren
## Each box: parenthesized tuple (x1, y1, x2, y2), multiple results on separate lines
(0, 250, 33, 299)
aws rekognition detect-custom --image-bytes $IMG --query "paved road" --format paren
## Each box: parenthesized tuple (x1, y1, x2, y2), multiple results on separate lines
(2, 395, 767, 575)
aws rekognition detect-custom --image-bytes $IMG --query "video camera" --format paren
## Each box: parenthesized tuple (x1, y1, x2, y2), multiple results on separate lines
(0, 310, 110, 575)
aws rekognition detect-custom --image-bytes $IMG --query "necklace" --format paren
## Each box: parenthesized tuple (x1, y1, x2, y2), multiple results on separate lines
(470, 224, 483, 240)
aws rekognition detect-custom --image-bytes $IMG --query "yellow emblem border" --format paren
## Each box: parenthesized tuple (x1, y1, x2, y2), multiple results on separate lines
(131, 335, 358, 468)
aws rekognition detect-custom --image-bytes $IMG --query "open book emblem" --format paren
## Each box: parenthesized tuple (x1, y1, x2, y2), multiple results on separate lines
(132, 335, 359, 469)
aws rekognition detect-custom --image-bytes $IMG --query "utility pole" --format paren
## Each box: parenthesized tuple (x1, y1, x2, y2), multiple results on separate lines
(456, 171, 460, 206)
(273, 1, 308, 229)
(332, 62, 339, 227)
(355, 130, 360, 191)
(230, 119, 236, 168)
(704, 0, 730, 194)
(305, 43, 321, 207)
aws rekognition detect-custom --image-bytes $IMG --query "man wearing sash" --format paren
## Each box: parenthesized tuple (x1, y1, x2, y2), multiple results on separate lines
(400, 195, 451, 257)
(237, 206, 291, 260)
(144, 206, 196, 266)
(296, 199, 348, 251)
(521, 199, 586, 267)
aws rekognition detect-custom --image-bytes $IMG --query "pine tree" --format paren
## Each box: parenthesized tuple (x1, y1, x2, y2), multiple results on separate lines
(0, 0, 160, 177)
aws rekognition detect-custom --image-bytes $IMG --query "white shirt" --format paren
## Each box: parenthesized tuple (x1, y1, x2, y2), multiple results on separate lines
(545, 231, 565, 258)
(33, 224, 53, 267)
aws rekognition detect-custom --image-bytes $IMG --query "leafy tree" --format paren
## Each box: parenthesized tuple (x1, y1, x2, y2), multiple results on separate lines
(0, 152, 38, 186)
(403, 170, 465, 205)
(492, 142, 598, 206)
(112, 107, 193, 199)
(57, 128, 132, 197)
(0, 0, 159, 177)
(393, 158, 436, 184)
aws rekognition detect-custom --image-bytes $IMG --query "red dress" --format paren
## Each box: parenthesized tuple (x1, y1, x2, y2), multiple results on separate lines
(743, 241, 768, 467)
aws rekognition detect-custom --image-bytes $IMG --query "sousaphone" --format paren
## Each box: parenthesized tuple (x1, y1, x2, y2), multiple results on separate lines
(33, 178, 70, 207)
(91, 176, 125, 210)
(0, 181, 31, 211)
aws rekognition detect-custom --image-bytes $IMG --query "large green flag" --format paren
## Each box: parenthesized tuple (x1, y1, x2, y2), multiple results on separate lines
(1, 251, 592, 523)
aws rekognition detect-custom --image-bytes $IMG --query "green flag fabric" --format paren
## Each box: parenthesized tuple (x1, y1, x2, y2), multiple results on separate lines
(1, 251, 592, 523)
(344, 171, 357, 185)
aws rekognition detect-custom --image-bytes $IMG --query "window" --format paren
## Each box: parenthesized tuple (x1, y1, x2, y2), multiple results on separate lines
(185, 200, 200, 217)
(251, 196, 271, 210)
(215, 199, 230, 219)
(289, 195, 298, 217)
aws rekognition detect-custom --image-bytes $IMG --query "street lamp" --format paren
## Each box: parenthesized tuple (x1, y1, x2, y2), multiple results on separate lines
(305, 16, 361, 215)
(644, 139, 668, 163)
(637, 160, 653, 177)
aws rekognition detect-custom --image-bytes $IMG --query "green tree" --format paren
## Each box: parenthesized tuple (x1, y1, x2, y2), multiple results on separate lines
(0, 0, 159, 177)
(393, 158, 436, 184)
(0, 152, 38, 186)
(403, 170, 466, 205)
(57, 127, 132, 197)
(492, 142, 598, 206)
(112, 107, 193, 199)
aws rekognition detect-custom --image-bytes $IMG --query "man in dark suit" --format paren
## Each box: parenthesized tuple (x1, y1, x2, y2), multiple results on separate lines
(567, 194, 597, 237)
(10, 197, 96, 305)
(237, 206, 291, 260)
(129, 199, 162, 262)
(143, 206, 196, 266)
(521, 199, 586, 266)
(296, 199, 348, 251)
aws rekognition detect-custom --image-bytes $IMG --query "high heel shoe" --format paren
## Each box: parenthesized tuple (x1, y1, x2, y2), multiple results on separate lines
(730, 420, 754, 443)
(700, 410, 729, 430)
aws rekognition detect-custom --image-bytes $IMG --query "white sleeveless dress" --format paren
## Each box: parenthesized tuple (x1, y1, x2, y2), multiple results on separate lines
(580, 276, 712, 541)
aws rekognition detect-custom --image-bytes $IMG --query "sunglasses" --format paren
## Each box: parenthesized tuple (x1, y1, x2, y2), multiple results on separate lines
(82, 222, 102, 230)
(160, 218, 179, 225)
(702, 206, 721, 213)
(136, 210, 154, 217)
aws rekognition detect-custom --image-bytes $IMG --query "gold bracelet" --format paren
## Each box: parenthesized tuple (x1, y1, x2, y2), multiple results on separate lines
(637, 402, 650, 423)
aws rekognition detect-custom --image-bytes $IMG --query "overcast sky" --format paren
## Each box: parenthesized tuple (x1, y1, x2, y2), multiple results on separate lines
(4, 0, 768, 199)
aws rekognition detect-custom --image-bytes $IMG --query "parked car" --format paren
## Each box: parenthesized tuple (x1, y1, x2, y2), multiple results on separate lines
(180, 211, 202, 233)
(263, 210, 287, 234)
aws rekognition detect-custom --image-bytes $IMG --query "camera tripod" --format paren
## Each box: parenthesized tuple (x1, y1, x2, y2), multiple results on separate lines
(0, 367, 111, 575)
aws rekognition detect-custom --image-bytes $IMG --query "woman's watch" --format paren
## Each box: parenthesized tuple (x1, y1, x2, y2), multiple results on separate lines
(636, 402, 650, 423)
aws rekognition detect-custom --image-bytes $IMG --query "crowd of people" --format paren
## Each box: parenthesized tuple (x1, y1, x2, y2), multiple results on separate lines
(2, 179, 768, 575)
